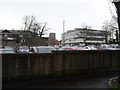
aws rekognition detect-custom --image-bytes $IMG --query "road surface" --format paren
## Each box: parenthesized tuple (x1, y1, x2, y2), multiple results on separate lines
(3, 73, 118, 88)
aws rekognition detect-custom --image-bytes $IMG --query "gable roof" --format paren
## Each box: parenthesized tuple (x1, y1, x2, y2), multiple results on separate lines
(0, 30, 12, 35)
(2, 30, 11, 33)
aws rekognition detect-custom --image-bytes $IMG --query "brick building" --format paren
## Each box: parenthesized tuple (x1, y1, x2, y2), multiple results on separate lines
(0, 30, 59, 47)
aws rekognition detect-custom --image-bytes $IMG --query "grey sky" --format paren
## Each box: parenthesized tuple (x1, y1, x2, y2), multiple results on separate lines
(0, 0, 113, 40)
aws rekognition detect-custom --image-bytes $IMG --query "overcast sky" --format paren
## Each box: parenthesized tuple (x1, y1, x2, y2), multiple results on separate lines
(0, 0, 114, 40)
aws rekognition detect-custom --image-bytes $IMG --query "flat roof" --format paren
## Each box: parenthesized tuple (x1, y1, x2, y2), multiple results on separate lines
(113, 0, 120, 2)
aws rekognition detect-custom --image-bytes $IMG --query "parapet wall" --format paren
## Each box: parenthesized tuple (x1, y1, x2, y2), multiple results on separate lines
(2, 50, 120, 80)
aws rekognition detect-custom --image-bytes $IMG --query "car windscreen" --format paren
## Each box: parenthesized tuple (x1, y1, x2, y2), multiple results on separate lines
(106, 46, 113, 48)
(20, 46, 29, 50)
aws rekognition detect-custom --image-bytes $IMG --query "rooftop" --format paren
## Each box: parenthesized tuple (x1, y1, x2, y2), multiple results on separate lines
(113, 0, 120, 2)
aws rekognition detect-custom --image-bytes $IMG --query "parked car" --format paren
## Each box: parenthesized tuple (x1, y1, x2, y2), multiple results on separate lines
(0, 49, 15, 53)
(83, 46, 97, 50)
(72, 46, 84, 50)
(63, 47, 74, 50)
(4, 46, 14, 50)
(100, 44, 117, 50)
(116, 45, 120, 50)
(57, 47, 65, 51)
(17, 46, 31, 53)
(32, 46, 56, 53)
(94, 45, 102, 50)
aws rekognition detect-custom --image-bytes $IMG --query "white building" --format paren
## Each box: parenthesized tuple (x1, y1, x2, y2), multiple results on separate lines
(61, 28, 111, 46)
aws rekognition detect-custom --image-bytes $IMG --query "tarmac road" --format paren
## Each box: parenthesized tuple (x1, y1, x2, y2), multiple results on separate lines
(3, 72, 118, 88)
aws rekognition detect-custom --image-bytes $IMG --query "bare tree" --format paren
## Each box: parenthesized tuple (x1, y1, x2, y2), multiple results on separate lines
(110, 17, 119, 42)
(102, 20, 110, 44)
(102, 17, 118, 43)
(23, 16, 36, 36)
(38, 22, 50, 37)
(81, 23, 92, 29)
(23, 15, 49, 37)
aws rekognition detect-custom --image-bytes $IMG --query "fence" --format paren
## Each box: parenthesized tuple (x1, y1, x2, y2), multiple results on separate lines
(2, 50, 120, 80)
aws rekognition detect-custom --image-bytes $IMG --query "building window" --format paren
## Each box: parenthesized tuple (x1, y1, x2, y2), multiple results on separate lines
(86, 38, 104, 41)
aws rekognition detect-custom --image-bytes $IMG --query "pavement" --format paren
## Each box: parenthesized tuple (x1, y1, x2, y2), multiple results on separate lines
(3, 73, 117, 89)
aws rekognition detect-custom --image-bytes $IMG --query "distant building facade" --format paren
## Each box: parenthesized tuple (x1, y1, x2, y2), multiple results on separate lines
(61, 28, 111, 46)
(48, 33, 59, 45)
(0, 30, 18, 47)
(0, 30, 59, 47)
